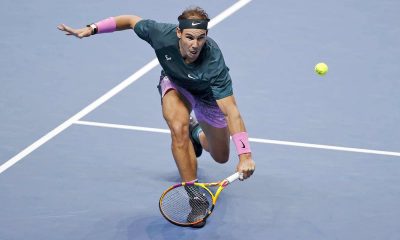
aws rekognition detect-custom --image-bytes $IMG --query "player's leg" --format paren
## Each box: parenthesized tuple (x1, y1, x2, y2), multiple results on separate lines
(198, 122, 230, 163)
(158, 76, 198, 182)
(158, 76, 209, 228)
(193, 101, 230, 163)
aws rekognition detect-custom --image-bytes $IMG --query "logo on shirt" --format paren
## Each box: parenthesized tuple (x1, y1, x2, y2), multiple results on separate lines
(187, 74, 196, 79)
(165, 55, 172, 61)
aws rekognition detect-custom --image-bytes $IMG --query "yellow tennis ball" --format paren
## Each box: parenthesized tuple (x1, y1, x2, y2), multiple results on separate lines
(315, 62, 328, 76)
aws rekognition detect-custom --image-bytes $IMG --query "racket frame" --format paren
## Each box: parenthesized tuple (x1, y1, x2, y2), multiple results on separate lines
(159, 172, 240, 227)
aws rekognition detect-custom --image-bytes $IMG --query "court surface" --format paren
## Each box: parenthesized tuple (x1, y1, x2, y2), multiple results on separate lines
(1, 0, 399, 239)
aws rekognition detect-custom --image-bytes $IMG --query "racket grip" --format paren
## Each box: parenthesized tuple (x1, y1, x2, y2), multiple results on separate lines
(226, 172, 241, 183)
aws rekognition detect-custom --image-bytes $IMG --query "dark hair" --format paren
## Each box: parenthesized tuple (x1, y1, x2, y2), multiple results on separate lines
(178, 6, 210, 21)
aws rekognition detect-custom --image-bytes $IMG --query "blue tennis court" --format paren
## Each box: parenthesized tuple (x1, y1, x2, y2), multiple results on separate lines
(1, 0, 399, 239)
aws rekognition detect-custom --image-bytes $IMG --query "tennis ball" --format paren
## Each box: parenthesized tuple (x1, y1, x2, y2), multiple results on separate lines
(315, 62, 328, 76)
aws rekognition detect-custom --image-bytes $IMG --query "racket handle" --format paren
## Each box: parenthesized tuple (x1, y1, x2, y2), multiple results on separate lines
(226, 172, 241, 183)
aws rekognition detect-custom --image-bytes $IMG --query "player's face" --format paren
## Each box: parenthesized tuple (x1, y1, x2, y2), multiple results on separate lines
(177, 28, 207, 63)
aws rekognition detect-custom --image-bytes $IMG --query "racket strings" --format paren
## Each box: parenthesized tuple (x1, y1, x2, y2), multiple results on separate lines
(160, 185, 212, 224)
(186, 185, 211, 223)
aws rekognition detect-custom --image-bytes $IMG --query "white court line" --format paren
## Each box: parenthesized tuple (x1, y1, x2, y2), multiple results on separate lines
(76, 120, 171, 134)
(0, 59, 157, 175)
(0, 0, 253, 174)
(75, 120, 400, 157)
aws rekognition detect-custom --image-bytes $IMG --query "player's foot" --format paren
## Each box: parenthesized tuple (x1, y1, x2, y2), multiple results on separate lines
(187, 214, 207, 228)
(187, 199, 209, 228)
(189, 116, 203, 157)
(185, 185, 210, 228)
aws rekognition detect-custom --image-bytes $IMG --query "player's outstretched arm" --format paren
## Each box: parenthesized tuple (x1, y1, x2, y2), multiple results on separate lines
(57, 15, 142, 39)
(217, 95, 256, 180)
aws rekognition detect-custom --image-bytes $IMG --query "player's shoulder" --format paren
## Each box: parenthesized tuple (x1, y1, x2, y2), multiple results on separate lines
(135, 19, 176, 34)
(204, 36, 224, 60)
(134, 19, 177, 48)
(205, 37, 221, 51)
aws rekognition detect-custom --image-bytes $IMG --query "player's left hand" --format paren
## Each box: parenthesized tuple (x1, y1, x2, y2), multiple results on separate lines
(236, 153, 255, 180)
(57, 24, 92, 39)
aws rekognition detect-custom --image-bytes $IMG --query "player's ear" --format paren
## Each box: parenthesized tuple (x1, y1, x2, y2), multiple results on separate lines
(176, 27, 182, 39)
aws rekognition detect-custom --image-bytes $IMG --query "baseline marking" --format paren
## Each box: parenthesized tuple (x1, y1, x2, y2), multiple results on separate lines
(0, 0, 253, 174)
(74, 120, 400, 157)
(76, 120, 171, 134)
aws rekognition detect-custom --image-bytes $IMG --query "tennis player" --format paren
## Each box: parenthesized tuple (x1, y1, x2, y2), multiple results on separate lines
(58, 6, 255, 226)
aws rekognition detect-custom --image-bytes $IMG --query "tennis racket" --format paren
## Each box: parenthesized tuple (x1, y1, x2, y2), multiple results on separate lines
(159, 172, 241, 227)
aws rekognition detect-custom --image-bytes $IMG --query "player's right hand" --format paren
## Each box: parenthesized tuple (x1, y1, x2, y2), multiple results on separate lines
(236, 153, 255, 180)
(57, 24, 92, 39)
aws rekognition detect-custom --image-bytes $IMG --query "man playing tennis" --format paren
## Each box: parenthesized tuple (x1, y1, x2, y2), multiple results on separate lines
(58, 6, 255, 227)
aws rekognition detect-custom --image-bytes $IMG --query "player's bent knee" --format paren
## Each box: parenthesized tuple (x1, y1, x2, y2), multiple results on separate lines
(214, 157, 229, 164)
(212, 152, 229, 164)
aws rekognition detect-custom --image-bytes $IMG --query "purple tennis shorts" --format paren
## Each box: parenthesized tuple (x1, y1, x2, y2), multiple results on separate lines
(158, 75, 227, 128)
